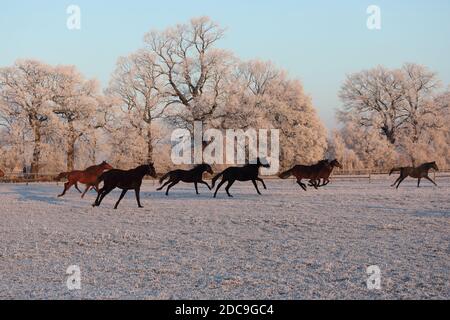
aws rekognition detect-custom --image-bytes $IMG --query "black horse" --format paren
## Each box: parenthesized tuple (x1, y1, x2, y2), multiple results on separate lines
(212, 158, 270, 198)
(157, 164, 214, 196)
(92, 164, 157, 209)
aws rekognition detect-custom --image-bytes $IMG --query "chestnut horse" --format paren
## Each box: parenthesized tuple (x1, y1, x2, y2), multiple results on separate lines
(279, 160, 330, 191)
(308, 159, 343, 187)
(0, 169, 4, 178)
(390, 161, 439, 189)
(57, 161, 113, 198)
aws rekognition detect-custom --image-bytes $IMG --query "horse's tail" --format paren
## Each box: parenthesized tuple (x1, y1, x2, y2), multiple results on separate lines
(159, 172, 171, 184)
(211, 171, 224, 189)
(55, 172, 68, 181)
(279, 168, 294, 179)
(389, 167, 402, 176)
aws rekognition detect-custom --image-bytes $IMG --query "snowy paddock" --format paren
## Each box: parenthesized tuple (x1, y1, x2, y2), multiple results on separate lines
(0, 176, 449, 300)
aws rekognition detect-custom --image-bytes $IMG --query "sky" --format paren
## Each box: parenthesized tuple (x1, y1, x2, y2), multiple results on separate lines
(1, 0, 449, 129)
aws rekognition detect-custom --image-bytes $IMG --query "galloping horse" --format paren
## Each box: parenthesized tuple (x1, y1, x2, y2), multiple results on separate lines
(0, 168, 5, 179)
(279, 160, 330, 191)
(56, 161, 113, 198)
(390, 162, 439, 189)
(157, 164, 214, 196)
(93, 164, 157, 209)
(308, 159, 343, 187)
(212, 158, 270, 198)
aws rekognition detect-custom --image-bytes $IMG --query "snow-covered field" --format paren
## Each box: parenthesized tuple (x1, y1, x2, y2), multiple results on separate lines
(0, 177, 449, 300)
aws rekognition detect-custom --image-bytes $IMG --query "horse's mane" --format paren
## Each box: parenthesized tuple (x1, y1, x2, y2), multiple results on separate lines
(243, 162, 259, 168)
(421, 162, 435, 167)
(134, 164, 152, 171)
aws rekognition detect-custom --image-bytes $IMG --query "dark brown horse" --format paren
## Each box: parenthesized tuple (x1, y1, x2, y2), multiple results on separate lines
(0, 168, 4, 179)
(212, 158, 270, 198)
(157, 164, 214, 196)
(57, 161, 113, 198)
(92, 164, 157, 209)
(279, 160, 330, 191)
(308, 159, 343, 187)
(390, 162, 439, 189)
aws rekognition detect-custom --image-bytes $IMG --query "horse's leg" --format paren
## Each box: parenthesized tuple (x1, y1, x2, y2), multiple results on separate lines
(157, 180, 171, 191)
(96, 187, 114, 207)
(214, 179, 227, 198)
(311, 180, 319, 190)
(323, 179, 330, 186)
(225, 180, 235, 198)
(134, 187, 143, 208)
(194, 182, 200, 195)
(199, 180, 211, 190)
(75, 183, 82, 194)
(396, 176, 407, 189)
(425, 176, 438, 187)
(58, 181, 73, 197)
(417, 178, 421, 188)
(114, 189, 128, 210)
(165, 181, 178, 196)
(252, 180, 262, 195)
(297, 180, 307, 191)
(256, 178, 267, 190)
(93, 188, 103, 206)
(81, 185, 91, 199)
(391, 176, 401, 187)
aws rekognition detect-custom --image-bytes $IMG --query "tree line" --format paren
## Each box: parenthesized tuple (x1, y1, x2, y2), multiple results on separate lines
(0, 17, 448, 175)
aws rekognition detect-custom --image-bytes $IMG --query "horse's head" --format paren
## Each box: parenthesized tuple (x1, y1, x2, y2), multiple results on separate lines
(431, 161, 439, 171)
(101, 161, 114, 170)
(204, 164, 214, 175)
(330, 159, 343, 169)
(257, 157, 270, 168)
(145, 163, 157, 178)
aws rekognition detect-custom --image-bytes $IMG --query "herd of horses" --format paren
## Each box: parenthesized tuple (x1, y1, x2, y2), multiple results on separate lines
(0, 160, 441, 209)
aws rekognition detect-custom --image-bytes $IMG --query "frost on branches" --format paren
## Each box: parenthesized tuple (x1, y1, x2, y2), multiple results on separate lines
(335, 64, 450, 170)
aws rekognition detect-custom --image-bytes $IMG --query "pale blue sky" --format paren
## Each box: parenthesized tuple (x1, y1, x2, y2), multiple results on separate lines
(1, 0, 449, 128)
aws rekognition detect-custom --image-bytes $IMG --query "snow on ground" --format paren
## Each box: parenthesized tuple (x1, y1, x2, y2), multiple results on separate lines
(0, 176, 449, 300)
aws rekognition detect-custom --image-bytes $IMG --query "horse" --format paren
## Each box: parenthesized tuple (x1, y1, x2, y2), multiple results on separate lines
(56, 161, 113, 198)
(390, 161, 439, 189)
(157, 164, 214, 196)
(0, 169, 4, 178)
(92, 164, 157, 209)
(308, 159, 343, 187)
(211, 158, 270, 198)
(279, 160, 330, 191)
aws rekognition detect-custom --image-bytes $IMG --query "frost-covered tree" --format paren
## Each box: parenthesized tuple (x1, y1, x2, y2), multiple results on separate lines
(52, 66, 101, 171)
(326, 130, 362, 171)
(144, 16, 237, 131)
(238, 60, 328, 167)
(108, 49, 164, 163)
(0, 60, 59, 173)
(338, 63, 449, 169)
(339, 65, 406, 144)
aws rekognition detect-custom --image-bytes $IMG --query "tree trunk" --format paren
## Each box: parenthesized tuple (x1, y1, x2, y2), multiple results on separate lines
(67, 136, 76, 171)
(67, 122, 77, 171)
(30, 124, 41, 175)
(147, 124, 153, 163)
